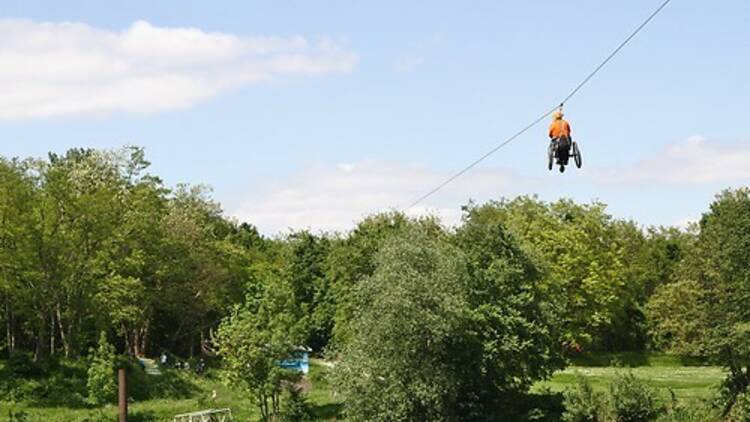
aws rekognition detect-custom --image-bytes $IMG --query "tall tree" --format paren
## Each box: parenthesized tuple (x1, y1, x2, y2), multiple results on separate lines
(216, 265, 307, 420)
(0, 158, 39, 356)
(326, 212, 442, 348)
(461, 197, 635, 350)
(649, 188, 750, 412)
(336, 222, 564, 421)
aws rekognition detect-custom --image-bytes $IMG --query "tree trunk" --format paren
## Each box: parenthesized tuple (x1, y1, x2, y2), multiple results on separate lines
(272, 391, 280, 415)
(50, 313, 55, 355)
(34, 321, 49, 361)
(5, 302, 15, 356)
(124, 328, 133, 356)
(139, 319, 150, 357)
(259, 392, 269, 420)
(56, 304, 70, 358)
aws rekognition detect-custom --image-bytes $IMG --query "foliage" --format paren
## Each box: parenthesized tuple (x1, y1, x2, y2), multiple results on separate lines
(0, 147, 261, 360)
(645, 188, 750, 412)
(334, 225, 470, 421)
(283, 231, 332, 352)
(279, 384, 313, 422)
(5, 146, 750, 421)
(657, 397, 719, 422)
(459, 197, 667, 351)
(646, 280, 708, 355)
(454, 209, 565, 412)
(727, 391, 750, 422)
(607, 371, 662, 422)
(335, 223, 564, 421)
(562, 375, 604, 422)
(5, 406, 28, 422)
(326, 212, 441, 348)
(86, 332, 117, 406)
(216, 265, 307, 420)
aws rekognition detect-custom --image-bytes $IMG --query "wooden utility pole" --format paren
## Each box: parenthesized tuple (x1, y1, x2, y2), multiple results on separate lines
(118, 368, 127, 422)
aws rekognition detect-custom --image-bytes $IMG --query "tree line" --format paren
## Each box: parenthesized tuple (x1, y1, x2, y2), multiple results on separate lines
(2, 147, 749, 419)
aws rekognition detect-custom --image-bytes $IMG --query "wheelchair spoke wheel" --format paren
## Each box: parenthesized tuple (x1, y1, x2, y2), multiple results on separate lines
(573, 142, 583, 168)
(548, 143, 554, 171)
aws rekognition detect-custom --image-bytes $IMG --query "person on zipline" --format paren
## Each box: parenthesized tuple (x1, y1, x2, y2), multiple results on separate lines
(549, 108, 572, 165)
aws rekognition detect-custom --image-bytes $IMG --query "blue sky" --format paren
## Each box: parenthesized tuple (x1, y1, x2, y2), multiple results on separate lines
(1, 0, 748, 233)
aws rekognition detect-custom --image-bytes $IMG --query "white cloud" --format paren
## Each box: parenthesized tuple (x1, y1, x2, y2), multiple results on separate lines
(590, 136, 750, 184)
(230, 161, 538, 234)
(0, 19, 357, 119)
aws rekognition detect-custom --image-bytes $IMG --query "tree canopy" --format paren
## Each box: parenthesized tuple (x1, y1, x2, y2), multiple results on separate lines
(3, 147, 750, 419)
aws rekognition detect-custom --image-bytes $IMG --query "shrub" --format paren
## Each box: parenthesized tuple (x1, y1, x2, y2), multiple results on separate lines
(5, 405, 28, 422)
(279, 385, 313, 422)
(6, 353, 42, 378)
(607, 371, 662, 422)
(562, 374, 604, 422)
(657, 404, 718, 422)
(728, 391, 750, 422)
(86, 332, 118, 405)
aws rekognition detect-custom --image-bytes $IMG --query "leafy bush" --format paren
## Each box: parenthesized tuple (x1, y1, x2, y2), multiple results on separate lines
(657, 403, 718, 422)
(279, 385, 313, 422)
(728, 391, 750, 422)
(5, 404, 29, 422)
(0, 355, 88, 406)
(607, 371, 662, 422)
(562, 375, 604, 422)
(6, 353, 42, 378)
(110, 355, 198, 402)
(86, 332, 118, 405)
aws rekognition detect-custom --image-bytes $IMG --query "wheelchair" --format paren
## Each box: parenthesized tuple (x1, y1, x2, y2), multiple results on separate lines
(547, 137, 582, 173)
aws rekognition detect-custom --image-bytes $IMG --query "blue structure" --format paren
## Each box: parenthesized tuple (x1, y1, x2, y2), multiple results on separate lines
(279, 347, 311, 374)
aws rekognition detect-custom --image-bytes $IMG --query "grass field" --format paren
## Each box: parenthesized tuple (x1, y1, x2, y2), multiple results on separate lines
(534, 352, 725, 403)
(0, 353, 726, 421)
(0, 361, 342, 422)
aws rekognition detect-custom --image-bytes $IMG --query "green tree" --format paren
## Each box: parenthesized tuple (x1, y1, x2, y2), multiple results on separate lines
(683, 189, 750, 411)
(648, 188, 750, 412)
(0, 158, 39, 356)
(0, 147, 260, 359)
(455, 211, 565, 413)
(216, 266, 307, 420)
(86, 332, 117, 406)
(335, 225, 469, 422)
(326, 212, 442, 348)
(461, 197, 641, 351)
(645, 279, 708, 355)
(283, 231, 332, 352)
(336, 222, 563, 421)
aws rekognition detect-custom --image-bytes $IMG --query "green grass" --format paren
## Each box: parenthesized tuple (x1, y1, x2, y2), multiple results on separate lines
(534, 353, 725, 403)
(0, 361, 343, 422)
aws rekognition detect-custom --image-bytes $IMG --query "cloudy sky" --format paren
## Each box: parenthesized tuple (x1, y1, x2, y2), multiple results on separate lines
(1, 0, 748, 234)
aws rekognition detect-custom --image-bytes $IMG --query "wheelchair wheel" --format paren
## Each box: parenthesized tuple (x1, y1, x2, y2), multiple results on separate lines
(572, 142, 582, 169)
(547, 143, 554, 171)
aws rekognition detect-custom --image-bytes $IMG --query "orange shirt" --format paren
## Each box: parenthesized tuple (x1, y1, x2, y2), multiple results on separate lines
(548, 119, 571, 139)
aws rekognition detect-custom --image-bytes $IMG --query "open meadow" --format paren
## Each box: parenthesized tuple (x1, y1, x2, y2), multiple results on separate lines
(535, 353, 725, 404)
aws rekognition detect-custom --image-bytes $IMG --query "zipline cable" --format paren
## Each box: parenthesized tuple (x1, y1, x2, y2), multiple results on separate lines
(159, 1, 675, 352)
(405, 0, 673, 210)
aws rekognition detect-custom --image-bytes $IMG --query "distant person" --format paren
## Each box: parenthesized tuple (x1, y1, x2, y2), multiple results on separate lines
(160, 352, 168, 366)
(548, 108, 572, 165)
